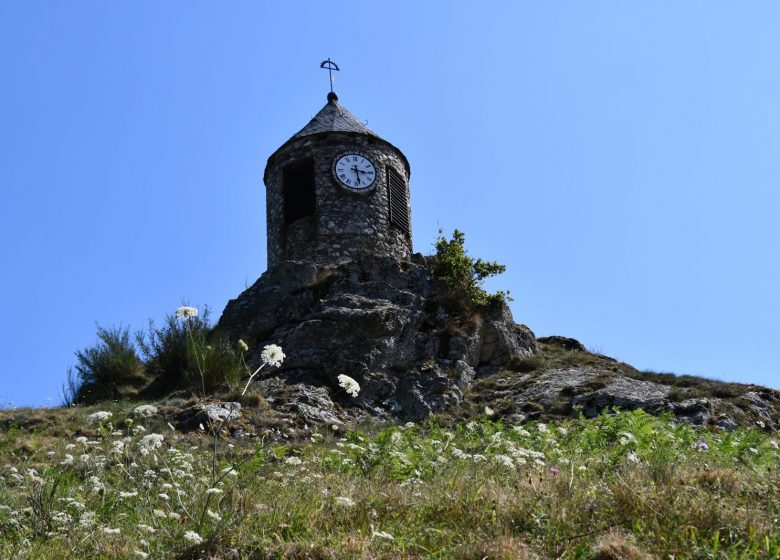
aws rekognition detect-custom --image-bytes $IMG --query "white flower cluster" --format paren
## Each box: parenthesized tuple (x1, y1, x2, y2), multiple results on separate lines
(132, 405, 159, 418)
(334, 496, 356, 507)
(183, 530, 203, 544)
(138, 434, 165, 456)
(175, 306, 198, 320)
(337, 374, 360, 397)
(261, 344, 285, 367)
(85, 411, 113, 425)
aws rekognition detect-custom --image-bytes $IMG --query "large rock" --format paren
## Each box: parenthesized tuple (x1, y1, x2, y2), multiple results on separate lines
(217, 255, 537, 420)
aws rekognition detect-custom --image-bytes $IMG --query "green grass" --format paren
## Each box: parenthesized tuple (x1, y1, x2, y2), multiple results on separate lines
(0, 406, 778, 559)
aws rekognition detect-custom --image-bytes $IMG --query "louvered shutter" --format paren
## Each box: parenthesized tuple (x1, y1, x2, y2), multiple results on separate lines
(283, 159, 315, 224)
(387, 168, 410, 235)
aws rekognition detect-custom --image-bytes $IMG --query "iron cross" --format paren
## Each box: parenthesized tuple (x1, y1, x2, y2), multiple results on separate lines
(320, 58, 340, 92)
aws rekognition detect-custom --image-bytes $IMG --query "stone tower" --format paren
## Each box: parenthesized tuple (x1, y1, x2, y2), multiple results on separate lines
(264, 92, 412, 269)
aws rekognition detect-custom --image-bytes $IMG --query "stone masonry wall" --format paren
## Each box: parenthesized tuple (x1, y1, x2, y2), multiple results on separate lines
(265, 132, 412, 269)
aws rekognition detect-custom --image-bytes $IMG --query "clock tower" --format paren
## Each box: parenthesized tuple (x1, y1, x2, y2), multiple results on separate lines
(264, 90, 412, 269)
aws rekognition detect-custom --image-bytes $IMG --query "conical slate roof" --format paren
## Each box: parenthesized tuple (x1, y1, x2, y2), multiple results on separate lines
(290, 92, 380, 140)
(265, 92, 410, 180)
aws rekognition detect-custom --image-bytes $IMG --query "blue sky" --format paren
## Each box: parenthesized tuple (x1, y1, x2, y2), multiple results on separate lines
(1, 2, 778, 407)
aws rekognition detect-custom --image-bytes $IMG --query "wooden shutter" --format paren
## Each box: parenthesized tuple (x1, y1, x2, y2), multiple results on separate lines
(387, 168, 410, 235)
(283, 158, 315, 224)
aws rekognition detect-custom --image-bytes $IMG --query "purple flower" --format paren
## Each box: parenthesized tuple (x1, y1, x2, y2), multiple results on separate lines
(549, 466, 560, 476)
(585, 501, 597, 513)
(697, 442, 709, 451)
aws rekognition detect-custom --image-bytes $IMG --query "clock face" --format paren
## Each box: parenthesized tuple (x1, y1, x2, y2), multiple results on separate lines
(333, 153, 376, 191)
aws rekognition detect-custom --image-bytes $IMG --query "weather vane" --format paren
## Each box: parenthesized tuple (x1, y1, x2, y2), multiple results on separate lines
(320, 58, 340, 93)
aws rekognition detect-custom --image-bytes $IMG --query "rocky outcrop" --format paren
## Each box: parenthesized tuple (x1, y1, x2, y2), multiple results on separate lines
(217, 255, 536, 421)
(464, 340, 780, 432)
(211, 256, 780, 432)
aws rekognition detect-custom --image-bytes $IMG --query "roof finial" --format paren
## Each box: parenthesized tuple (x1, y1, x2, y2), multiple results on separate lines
(320, 58, 340, 101)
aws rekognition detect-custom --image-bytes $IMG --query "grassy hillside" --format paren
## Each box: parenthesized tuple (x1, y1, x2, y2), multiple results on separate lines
(0, 405, 778, 559)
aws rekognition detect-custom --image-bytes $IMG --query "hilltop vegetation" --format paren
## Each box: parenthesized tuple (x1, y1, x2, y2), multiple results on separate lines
(0, 405, 778, 559)
(10, 234, 776, 558)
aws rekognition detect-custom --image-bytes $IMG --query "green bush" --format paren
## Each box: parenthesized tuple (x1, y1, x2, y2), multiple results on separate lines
(432, 229, 511, 307)
(136, 309, 209, 397)
(137, 307, 244, 397)
(74, 325, 146, 404)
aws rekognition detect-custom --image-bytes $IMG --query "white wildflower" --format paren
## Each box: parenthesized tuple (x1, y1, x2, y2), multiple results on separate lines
(139, 433, 165, 455)
(334, 496, 356, 507)
(133, 405, 159, 418)
(627, 452, 640, 463)
(337, 374, 360, 397)
(537, 423, 549, 434)
(65, 443, 76, 450)
(158, 493, 170, 500)
(119, 491, 138, 499)
(138, 524, 156, 534)
(558, 426, 568, 436)
(153, 509, 167, 518)
(372, 530, 394, 540)
(770, 440, 779, 450)
(168, 512, 181, 520)
(86, 411, 113, 425)
(133, 551, 149, 559)
(183, 530, 203, 544)
(205, 487, 223, 495)
(79, 511, 96, 528)
(261, 344, 285, 367)
(495, 454, 515, 469)
(484, 406, 495, 417)
(237, 339, 249, 352)
(513, 426, 531, 437)
(619, 432, 636, 445)
(61, 454, 74, 465)
(88, 475, 105, 494)
(285, 456, 302, 465)
(51, 511, 72, 525)
(206, 509, 222, 521)
(175, 306, 198, 319)
(451, 447, 470, 460)
(102, 527, 121, 535)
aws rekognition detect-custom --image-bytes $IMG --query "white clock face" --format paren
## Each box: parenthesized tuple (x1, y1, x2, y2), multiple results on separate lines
(334, 153, 376, 190)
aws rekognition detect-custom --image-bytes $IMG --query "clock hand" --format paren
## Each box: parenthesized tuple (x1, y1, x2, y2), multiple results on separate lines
(352, 166, 361, 185)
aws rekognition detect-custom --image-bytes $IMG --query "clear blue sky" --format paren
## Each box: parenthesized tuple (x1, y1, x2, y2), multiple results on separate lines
(1, 2, 778, 407)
